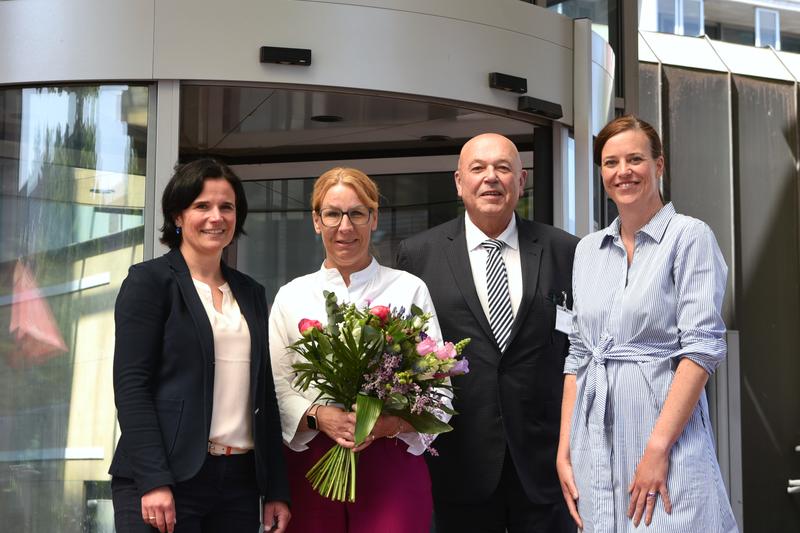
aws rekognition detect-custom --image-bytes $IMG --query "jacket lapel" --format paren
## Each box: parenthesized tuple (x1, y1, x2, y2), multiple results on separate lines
(223, 264, 263, 403)
(444, 217, 496, 348)
(166, 249, 215, 364)
(506, 217, 543, 352)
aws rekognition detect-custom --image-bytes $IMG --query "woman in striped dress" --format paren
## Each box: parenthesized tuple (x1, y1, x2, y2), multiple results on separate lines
(556, 116, 738, 532)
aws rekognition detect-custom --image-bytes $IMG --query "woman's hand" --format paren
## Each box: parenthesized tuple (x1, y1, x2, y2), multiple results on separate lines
(557, 374, 582, 528)
(141, 486, 176, 533)
(627, 442, 673, 527)
(352, 413, 407, 452)
(315, 405, 358, 448)
(263, 500, 291, 533)
(556, 451, 583, 529)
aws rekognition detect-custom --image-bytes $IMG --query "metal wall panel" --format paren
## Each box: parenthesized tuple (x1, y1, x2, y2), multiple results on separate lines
(733, 75, 800, 532)
(661, 66, 734, 323)
(637, 62, 660, 132)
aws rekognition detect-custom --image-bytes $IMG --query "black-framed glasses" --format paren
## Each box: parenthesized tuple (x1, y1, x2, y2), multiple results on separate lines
(316, 206, 373, 227)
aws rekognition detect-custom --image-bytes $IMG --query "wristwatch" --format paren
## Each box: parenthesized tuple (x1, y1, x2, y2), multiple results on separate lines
(306, 404, 321, 430)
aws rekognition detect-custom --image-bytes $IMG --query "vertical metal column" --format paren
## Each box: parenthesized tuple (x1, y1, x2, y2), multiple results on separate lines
(533, 126, 554, 225)
(152, 80, 181, 258)
(620, 0, 639, 116)
(573, 18, 594, 237)
(552, 122, 571, 232)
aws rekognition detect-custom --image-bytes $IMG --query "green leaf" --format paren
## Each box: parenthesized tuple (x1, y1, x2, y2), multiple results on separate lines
(410, 303, 424, 316)
(437, 404, 457, 416)
(354, 394, 384, 445)
(361, 324, 383, 349)
(387, 409, 454, 434)
(383, 393, 409, 411)
(324, 291, 343, 335)
(314, 329, 333, 354)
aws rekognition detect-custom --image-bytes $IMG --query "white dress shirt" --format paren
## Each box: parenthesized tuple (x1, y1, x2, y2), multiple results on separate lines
(268, 258, 447, 456)
(193, 279, 254, 450)
(464, 212, 523, 320)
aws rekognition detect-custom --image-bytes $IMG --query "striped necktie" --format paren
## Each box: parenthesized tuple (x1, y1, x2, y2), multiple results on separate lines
(481, 239, 514, 352)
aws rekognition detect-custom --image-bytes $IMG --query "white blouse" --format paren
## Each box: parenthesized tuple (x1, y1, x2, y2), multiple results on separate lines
(268, 258, 448, 456)
(193, 279, 254, 450)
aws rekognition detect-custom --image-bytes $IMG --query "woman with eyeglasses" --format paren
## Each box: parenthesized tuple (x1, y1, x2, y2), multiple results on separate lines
(268, 167, 443, 532)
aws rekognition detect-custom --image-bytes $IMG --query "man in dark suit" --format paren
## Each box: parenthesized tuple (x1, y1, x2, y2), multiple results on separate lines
(396, 133, 578, 533)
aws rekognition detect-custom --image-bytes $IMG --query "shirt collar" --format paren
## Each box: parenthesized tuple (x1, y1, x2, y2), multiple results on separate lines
(319, 256, 379, 290)
(600, 202, 676, 247)
(464, 212, 519, 252)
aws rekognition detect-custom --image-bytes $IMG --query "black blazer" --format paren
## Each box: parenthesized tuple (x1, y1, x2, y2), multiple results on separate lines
(396, 215, 578, 504)
(109, 248, 290, 503)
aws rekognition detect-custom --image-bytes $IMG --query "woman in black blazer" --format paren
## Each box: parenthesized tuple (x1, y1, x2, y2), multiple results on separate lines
(109, 159, 290, 533)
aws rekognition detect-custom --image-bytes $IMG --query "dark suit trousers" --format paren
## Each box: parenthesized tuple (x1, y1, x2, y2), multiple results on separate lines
(112, 452, 260, 533)
(433, 449, 575, 533)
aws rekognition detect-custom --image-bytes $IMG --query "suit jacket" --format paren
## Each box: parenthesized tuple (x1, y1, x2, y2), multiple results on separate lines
(109, 248, 290, 503)
(396, 214, 578, 504)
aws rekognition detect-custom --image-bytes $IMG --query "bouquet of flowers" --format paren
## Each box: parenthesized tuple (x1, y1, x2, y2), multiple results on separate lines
(291, 291, 470, 502)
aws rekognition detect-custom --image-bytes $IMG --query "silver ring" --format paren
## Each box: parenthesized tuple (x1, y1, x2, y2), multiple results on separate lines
(646, 491, 657, 498)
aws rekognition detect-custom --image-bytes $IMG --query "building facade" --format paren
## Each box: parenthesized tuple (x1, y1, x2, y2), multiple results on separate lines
(0, 1, 615, 531)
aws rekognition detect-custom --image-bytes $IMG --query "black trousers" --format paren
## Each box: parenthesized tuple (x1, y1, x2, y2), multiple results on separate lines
(433, 450, 575, 533)
(112, 452, 261, 533)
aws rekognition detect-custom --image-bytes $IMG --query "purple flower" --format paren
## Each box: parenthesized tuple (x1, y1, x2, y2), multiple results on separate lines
(451, 358, 470, 375)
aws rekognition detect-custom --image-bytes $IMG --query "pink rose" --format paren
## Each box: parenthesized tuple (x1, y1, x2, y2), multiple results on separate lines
(435, 341, 456, 360)
(369, 305, 391, 325)
(298, 318, 323, 336)
(416, 336, 438, 356)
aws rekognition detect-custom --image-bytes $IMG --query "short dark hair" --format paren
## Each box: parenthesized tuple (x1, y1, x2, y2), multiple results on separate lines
(160, 158, 248, 248)
(594, 115, 663, 166)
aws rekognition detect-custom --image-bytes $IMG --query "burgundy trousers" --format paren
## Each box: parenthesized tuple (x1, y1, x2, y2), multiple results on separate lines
(284, 433, 432, 533)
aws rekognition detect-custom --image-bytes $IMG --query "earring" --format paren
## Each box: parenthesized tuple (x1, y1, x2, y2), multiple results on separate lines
(176, 226, 182, 235)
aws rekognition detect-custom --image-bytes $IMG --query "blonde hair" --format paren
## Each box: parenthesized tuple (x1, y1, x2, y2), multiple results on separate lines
(311, 167, 379, 212)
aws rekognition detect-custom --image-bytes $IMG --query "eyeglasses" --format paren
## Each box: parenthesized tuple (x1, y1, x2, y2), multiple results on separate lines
(316, 207, 373, 227)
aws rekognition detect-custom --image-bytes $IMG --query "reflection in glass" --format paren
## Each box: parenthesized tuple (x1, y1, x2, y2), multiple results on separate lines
(237, 171, 533, 305)
(755, 8, 780, 49)
(548, 0, 610, 41)
(0, 84, 148, 531)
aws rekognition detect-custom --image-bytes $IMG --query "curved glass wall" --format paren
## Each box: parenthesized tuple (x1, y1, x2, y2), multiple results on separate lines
(0, 84, 149, 532)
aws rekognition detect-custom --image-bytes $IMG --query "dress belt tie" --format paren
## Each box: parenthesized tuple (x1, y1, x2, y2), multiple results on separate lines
(581, 334, 674, 533)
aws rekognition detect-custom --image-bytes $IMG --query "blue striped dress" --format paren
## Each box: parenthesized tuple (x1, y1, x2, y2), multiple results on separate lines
(565, 203, 738, 533)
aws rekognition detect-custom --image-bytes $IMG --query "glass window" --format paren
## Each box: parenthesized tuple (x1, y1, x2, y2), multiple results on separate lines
(236, 170, 533, 303)
(0, 84, 149, 532)
(781, 32, 800, 53)
(548, 0, 611, 41)
(721, 25, 755, 46)
(755, 8, 780, 49)
(567, 135, 577, 235)
(656, 0, 703, 36)
(658, 0, 677, 33)
(682, 0, 704, 36)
